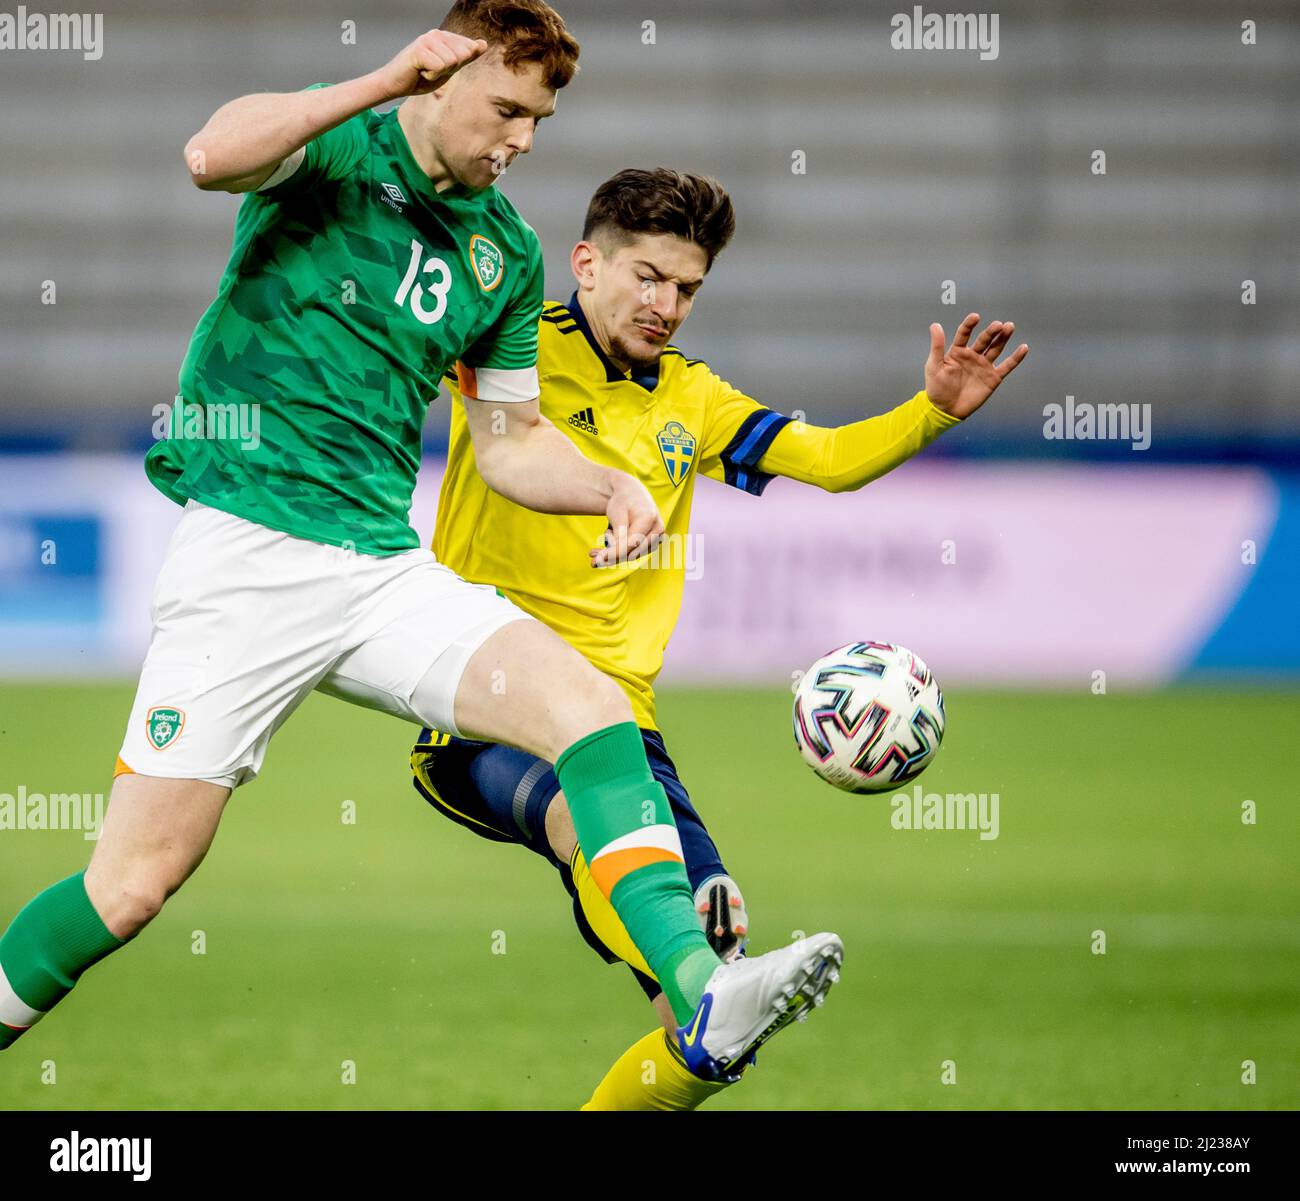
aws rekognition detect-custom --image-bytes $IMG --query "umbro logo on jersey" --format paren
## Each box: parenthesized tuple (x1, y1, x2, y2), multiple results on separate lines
(568, 407, 599, 435)
(379, 182, 408, 212)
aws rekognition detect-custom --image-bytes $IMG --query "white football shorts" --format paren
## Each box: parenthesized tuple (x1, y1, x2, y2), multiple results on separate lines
(117, 501, 530, 789)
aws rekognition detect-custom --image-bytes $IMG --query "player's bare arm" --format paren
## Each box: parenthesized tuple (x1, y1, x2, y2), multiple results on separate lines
(182, 29, 487, 193)
(461, 395, 665, 565)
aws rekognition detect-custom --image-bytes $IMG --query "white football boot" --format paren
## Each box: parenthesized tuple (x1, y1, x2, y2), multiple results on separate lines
(676, 932, 843, 1082)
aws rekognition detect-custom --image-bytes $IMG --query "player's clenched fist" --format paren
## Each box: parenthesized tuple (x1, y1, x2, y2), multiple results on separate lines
(591, 475, 665, 568)
(375, 29, 489, 99)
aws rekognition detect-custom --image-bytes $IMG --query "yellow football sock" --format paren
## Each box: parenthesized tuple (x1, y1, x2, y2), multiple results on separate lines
(581, 1028, 733, 1111)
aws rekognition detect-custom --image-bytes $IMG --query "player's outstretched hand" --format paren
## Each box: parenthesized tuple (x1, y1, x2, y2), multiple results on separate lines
(591, 474, 665, 568)
(923, 313, 1029, 420)
(375, 29, 489, 100)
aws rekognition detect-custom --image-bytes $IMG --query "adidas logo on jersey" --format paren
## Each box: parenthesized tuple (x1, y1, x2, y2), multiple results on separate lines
(379, 182, 407, 212)
(568, 407, 599, 435)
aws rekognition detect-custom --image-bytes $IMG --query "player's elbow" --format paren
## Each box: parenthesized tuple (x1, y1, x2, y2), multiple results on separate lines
(465, 399, 545, 498)
(474, 450, 509, 497)
(806, 451, 881, 494)
(183, 136, 221, 189)
(476, 453, 533, 509)
(182, 136, 246, 192)
(809, 470, 870, 495)
(468, 433, 515, 498)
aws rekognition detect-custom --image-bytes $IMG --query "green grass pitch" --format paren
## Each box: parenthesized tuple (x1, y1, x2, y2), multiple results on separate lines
(1, 683, 1296, 1110)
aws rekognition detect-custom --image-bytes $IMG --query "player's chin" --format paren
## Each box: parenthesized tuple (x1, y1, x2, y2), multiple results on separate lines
(461, 159, 503, 189)
(629, 328, 669, 362)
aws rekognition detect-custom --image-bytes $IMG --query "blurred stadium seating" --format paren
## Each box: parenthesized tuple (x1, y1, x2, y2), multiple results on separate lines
(1, 1, 1297, 680)
(1, 0, 1296, 456)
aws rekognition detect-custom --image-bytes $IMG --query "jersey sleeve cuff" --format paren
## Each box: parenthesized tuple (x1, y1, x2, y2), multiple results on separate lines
(455, 364, 540, 405)
(917, 390, 963, 428)
(257, 146, 306, 192)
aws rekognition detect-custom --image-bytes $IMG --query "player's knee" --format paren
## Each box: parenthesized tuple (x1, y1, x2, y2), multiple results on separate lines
(563, 671, 633, 742)
(100, 878, 168, 937)
(534, 661, 633, 761)
(88, 861, 184, 938)
(544, 790, 577, 863)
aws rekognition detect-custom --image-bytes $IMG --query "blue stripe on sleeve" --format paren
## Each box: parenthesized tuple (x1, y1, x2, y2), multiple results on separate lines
(720, 409, 793, 495)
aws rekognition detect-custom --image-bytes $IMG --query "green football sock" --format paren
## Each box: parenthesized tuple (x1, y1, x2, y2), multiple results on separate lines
(555, 722, 720, 1025)
(0, 871, 125, 1049)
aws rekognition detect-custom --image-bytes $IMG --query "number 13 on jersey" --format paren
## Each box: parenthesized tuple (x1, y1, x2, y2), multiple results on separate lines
(395, 238, 453, 325)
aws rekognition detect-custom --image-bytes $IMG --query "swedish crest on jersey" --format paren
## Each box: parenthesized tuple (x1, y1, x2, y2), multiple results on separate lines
(146, 706, 185, 750)
(468, 234, 505, 293)
(657, 421, 696, 486)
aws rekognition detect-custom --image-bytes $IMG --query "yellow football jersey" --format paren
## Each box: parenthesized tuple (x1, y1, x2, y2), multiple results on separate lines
(433, 294, 958, 729)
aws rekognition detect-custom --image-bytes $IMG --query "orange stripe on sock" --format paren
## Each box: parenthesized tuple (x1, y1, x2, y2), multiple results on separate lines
(590, 846, 684, 898)
(113, 755, 134, 778)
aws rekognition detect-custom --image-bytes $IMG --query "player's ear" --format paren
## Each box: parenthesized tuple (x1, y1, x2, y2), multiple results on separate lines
(571, 240, 599, 288)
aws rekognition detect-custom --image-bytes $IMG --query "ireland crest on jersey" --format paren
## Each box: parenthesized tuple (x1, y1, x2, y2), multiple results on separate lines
(657, 421, 696, 486)
(146, 706, 185, 750)
(469, 234, 505, 293)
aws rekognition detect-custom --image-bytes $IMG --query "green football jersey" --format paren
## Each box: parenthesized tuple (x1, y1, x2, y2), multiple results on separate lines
(146, 86, 545, 554)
